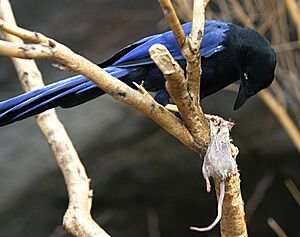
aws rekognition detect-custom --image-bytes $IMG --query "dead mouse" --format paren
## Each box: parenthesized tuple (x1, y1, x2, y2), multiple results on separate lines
(190, 117, 239, 232)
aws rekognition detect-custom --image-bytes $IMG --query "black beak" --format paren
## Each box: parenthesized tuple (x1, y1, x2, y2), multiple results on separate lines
(233, 86, 248, 110)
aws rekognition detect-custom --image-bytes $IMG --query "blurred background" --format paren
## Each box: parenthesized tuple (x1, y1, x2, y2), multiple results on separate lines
(0, 0, 299, 236)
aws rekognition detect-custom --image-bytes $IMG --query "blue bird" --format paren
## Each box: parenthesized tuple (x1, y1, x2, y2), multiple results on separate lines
(0, 20, 276, 127)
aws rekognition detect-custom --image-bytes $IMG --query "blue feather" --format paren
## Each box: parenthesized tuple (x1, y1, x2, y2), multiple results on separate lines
(111, 20, 229, 66)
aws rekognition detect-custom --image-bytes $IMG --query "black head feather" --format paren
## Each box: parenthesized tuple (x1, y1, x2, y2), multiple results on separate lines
(233, 28, 276, 110)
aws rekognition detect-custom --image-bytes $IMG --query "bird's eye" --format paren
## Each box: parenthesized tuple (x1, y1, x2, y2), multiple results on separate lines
(243, 72, 249, 80)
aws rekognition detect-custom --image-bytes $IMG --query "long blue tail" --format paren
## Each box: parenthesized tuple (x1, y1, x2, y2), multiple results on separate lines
(0, 66, 131, 126)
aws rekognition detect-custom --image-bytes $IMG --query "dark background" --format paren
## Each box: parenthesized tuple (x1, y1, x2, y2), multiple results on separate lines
(0, 0, 299, 237)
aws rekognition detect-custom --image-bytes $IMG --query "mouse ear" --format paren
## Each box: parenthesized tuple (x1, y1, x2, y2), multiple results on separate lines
(222, 120, 235, 130)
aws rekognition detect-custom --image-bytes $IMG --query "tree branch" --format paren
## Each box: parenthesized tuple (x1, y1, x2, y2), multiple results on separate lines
(215, 175, 248, 237)
(187, 0, 205, 105)
(0, 1, 110, 236)
(149, 44, 210, 152)
(158, 0, 210, 152)
(159, 0, 187, 49)
(157, 1, 247, 236)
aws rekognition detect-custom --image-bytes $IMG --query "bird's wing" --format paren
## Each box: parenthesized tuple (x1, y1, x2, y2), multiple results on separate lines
(99, 20, 230, 68)
(98, 34, 162, 68)
(200, 20, 230, 57)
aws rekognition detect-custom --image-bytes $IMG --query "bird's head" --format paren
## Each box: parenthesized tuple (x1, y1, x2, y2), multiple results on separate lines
(234, 29, 276, 110)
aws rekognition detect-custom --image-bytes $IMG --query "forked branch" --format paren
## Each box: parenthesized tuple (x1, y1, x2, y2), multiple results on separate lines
(157, 1, 247, 236)
(158, 0, 210, 150)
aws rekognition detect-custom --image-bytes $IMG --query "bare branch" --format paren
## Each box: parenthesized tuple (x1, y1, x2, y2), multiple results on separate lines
(285, 178, 300, 206)
(149, 44, 210, 153)
(284, 0, 300, 39)
(160, 0, 206, 106)
(215, 175, 248, 237)
(267, 218, 288, 237)
(246, 173, 274, 221)
(190, 0, 205, 53)
(155, 3, 247, 234)
(187, 0, 205, 105)
(0, 18, 50, 44)
(259, 90, 300, 153)
(0, 1, 110, 236)
(157, 0, 210, 153)
(158, 0, 187, 49)
(0, 40, 52, 58)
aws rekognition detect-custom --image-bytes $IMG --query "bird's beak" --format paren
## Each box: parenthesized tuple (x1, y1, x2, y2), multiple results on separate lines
(233, 86, 248, 110)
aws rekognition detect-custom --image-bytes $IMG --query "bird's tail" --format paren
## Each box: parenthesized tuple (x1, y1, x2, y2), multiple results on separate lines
(0, 66, 131, 127)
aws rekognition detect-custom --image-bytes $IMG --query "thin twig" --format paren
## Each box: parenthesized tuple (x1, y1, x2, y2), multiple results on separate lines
(147, 208, 161, 237)
(267, 218, 288, 237)
(273, 41, 300, 53)
(284, 0, 300, 40)
(246, 173, 274, 221)
(285, 178, 300, 206)
(158, 0, 187, 49)
(259, 90, 300, 153)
